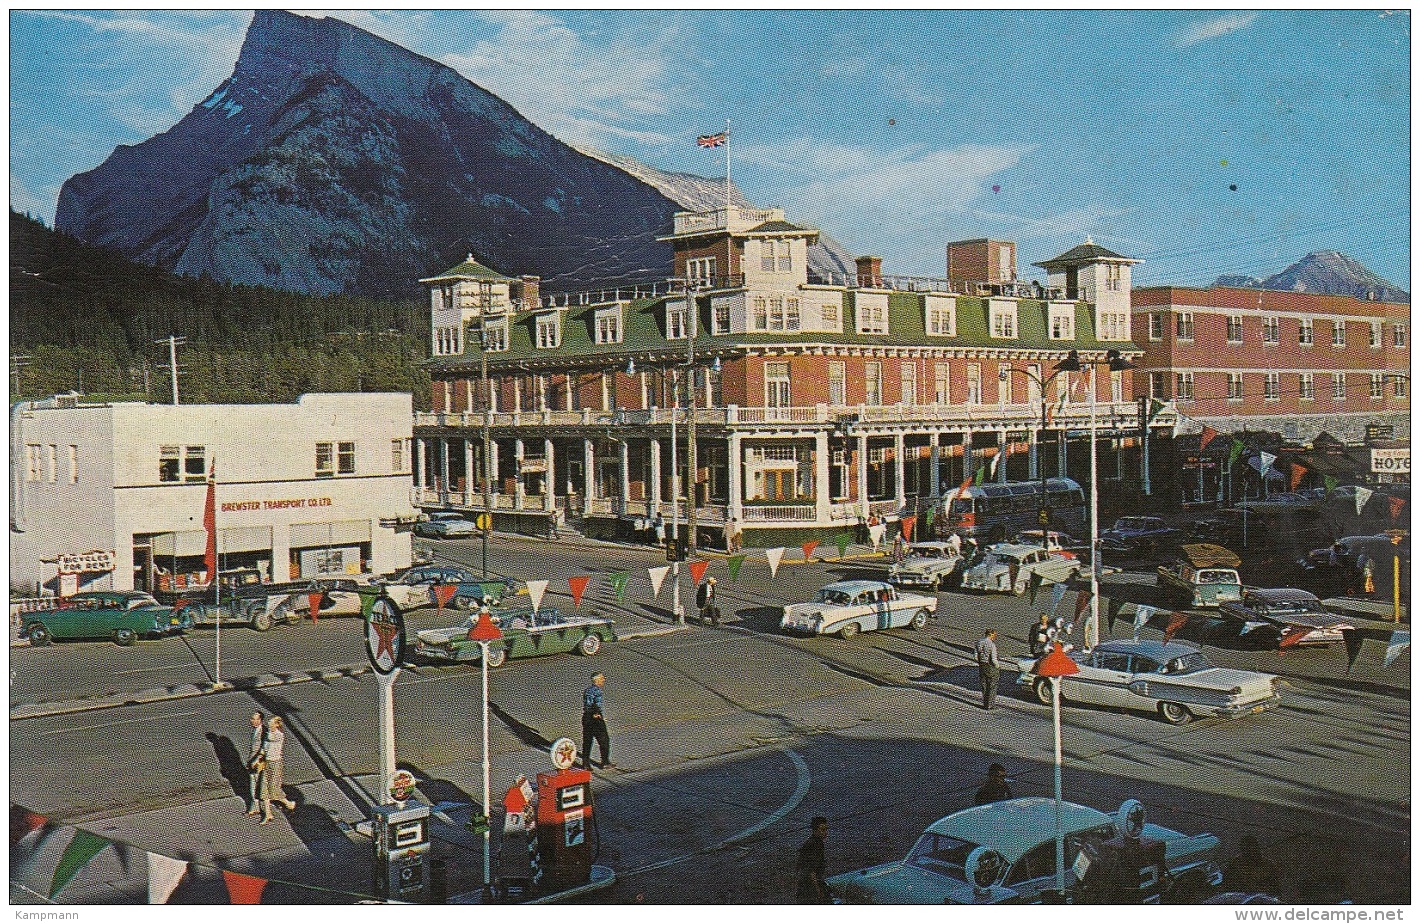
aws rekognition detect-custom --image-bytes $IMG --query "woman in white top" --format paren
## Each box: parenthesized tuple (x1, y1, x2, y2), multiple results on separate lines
(258, 715, 297, 823)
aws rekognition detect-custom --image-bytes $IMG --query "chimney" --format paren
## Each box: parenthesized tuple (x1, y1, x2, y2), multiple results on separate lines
(519, 275, 541, 310)
(856, 255, 883, 288)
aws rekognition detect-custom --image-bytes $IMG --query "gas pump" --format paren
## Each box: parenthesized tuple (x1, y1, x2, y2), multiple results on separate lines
(371, 779, 431, 903)
(535, 737, 595, 890)
(1074, 800, 1167, 904)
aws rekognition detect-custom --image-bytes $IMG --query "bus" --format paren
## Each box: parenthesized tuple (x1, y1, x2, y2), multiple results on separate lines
(933, 478, 1086, 542)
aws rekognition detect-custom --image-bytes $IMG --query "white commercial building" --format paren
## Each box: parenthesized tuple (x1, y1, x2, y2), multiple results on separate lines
(10, 393, 417, 596)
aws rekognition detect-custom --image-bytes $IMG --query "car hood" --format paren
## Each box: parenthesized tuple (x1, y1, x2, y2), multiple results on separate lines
(827, 861, 960, 904)
(416, 625, 475, 645)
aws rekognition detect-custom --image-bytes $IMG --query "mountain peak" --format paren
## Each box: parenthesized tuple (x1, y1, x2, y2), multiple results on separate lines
(1214, 251, 1408, 303)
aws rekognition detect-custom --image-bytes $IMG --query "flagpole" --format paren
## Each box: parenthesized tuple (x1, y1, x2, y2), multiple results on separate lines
(724, 119, 732, 214)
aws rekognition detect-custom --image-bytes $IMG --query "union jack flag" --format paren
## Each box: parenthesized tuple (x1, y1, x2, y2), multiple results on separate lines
(696, 132, 728, 148)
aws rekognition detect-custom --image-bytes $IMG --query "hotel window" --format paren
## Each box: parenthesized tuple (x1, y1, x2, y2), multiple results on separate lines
(1099, 312, 1128, 340)
(1176, 311, 1194, 340)
(901, 363, 917, 405)
(990, 303, 1017, 339)
(1262, 316, 1279, 343)
(819, 301, 840, 331)
(713, 300, 730, 333)
(751, 296, 801, 332)
(68, 445, 78, 484)
(765, 362, 791, 408)
(392, 439, 404, 473)
(1150, 371, 1167, 400)
(596, 312, 623, 344)
(535, 315, 560, 349)
(761, 239, 791, 273)
(1227, 316, 1244, 343)
(1394, 322, 1407, 347)
(966, 364, 982, 404)
(1264, 372, 1280, 401)
(1111, 370, 1123, 402)
(926, 296, 956, 336)
(1049, 306, 1074, 339)
(1395, 375, 1408, 398)
(1332, 373, 1346, 400)
(1149, 313, 1164, 340)
(338, 441, 356, 475)
(45, 444, 56, 483)
(1227, 373, 1244, 401)
(828, 361, 846, 406)
(602, 371, 614, 411)
(483, 323, 508, 352)
(857, 297, 888, 335)
(1174, 372, 1194, 401)
(934, 363, 950, 404)
(184, 446, 207, 482)
(1332, 320, 1347, 348)
(686, 256, 716, 284)
(1299, 372, 1314, 401)
(865, 362, 883, 406)
(1370, 373, 1385, 399)
(1298, 317, 1314, 346)
(1105, 263, 1123, 291)
(666, 303, 687, 339)
(752, 297, 768, 330)
(1370, 321, 1382, 348)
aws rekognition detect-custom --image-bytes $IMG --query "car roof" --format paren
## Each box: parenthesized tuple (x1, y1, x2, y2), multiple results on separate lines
(928, 798, 1112, 863)
(1245, 587, 1320, 604)
(822, 580, 891, 594)
(1096, 639, 1200, 660)
(907, 542, 952, 551)
(986, 544, 1038, 557)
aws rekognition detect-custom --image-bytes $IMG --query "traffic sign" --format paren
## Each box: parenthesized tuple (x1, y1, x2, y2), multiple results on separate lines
(475, 513, 492, 531)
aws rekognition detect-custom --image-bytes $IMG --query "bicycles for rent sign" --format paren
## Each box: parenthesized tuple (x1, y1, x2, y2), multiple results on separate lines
(56, 550, 115, 574)
(1370, 448, 1410, 474)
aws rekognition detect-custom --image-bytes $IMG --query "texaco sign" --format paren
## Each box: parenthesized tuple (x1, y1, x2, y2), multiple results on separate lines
(364, 596, 406, 675)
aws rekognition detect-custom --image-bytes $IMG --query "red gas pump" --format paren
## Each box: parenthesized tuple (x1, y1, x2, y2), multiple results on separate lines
(535, 767, 594, 889)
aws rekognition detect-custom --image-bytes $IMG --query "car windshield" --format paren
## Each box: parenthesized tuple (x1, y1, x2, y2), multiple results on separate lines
(1114, 518, 1155, 531)
(1266, 597, 1323, 614)
(815, 589, 852, 605)
(905, 833, 977, 880)
(984, 553, 1019, 567)
(1196, 569, 1238, 584)
(1163, 652, 1210, 675)
(908, 547, 941, 558)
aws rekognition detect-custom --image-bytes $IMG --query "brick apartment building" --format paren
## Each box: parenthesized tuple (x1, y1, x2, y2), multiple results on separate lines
(412, 208, 1177, 545)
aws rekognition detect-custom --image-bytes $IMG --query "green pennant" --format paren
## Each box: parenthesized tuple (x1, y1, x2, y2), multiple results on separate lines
(974, 463, 988, 485)
(834, 533, 853, 558)
(480, 582, 504, 603)
(50, 830, 111, 899)
(925, 507, 935, 529)
(1148, 398, 1166, 421)
(1228, 438, 1246, 468)
(1324, 475, 1338, 497)
(1027, 571, 1043, 605)
(608, 571, 629, 601)
(726, 554, 746, 582)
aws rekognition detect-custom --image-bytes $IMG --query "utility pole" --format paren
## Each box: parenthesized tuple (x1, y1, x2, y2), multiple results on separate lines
(155, 335, 186, 405)
(10, 354, 31, 399)
(686, 278, 699, 555)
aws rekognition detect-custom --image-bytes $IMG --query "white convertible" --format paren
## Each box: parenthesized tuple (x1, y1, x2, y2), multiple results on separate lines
(780, 580, 937, 639)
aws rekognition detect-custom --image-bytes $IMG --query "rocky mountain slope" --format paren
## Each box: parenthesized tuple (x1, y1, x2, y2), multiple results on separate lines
(1215, 251, 1407, 302)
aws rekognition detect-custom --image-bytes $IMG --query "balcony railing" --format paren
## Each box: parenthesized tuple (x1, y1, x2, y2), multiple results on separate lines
(742, 504, 816, 522)
(672, 206, 783, 235)
(805, 272, 1082, 301)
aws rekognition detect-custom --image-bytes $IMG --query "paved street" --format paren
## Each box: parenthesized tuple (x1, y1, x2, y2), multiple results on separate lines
(10, 533, 1411, 904)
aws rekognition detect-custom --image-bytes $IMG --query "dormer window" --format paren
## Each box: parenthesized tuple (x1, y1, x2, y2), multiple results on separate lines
(483, 321, 508, 352)
(750, 296, 801, 332)
(925, 295, 956, 337)
(760, 239, 792, 273)
(687, 257, 716, 285)
(989, 300, 1017, 339)
(667, 302, 688, 339)
(1048, 304, 1074, 340)
(535, 313, 561, 349)
(856, 293, 889, 335)
(595, 306, 623, 344)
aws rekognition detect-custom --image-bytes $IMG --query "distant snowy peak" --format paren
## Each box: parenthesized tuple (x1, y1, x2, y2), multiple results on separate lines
(1215, 251, 1408, 302)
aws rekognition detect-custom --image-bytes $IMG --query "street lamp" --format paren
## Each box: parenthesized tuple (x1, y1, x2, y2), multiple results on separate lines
(1074, 348, 1135, 650)
(467, 608, 503, 896)
(1034, 642, 1081, 898)
(1000, 352, 1084, 526)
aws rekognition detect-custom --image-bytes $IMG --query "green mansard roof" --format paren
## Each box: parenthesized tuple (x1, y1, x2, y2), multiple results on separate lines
(419, 255, 514, 284)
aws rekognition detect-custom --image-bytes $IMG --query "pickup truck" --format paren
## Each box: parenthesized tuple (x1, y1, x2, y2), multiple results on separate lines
(170, 568, 364, 631)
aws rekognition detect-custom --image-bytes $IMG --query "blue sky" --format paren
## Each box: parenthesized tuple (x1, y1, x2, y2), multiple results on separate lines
(9, 9, 1412, 289)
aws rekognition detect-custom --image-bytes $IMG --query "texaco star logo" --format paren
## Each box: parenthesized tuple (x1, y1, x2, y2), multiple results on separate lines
(550, 737, 578, 771)
(365, 596, 405, 675)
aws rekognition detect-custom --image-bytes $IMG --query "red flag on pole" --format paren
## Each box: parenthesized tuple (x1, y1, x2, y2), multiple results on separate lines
(433, 583, 457, 612)
(568, 575, 591, 607)
(901, 516, 916, 542)
(222, 870, 268, 904)
(688, 560, 710, 584)
(1199, 426, 1220, 450)
(801, 540, 819, 561)
(1162, 611, 1191, 644)
(307, 592, 323, 623)
(203, 463, 217, 583)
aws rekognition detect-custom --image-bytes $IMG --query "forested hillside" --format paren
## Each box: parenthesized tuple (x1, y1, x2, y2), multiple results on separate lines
(9, 211, 430, 407)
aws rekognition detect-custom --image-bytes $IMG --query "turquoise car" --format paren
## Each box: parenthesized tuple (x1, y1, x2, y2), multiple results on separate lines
(22, 590, 192, 646)
(1157, 544, 1243, 608)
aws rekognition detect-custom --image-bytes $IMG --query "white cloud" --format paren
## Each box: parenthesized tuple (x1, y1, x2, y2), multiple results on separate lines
(1176, 12, 1259, 47)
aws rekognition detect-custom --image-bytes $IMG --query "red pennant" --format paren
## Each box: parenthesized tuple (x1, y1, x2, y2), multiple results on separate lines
(1278, 627, 1312, 650)
(901, 516, 916, 542)
(1390, 497, 1407, 520)
(203, 463, 217, 583)
(433, 583, 457, 612)
(688, 560, 710, 585)
(801, 540, 819, 561)
(1199, 426, 1220, 450)
(1290, 462, 1307, 491)
(568, 575, 591, 607)
(503, 783, 528, 814)
(1074, 589, 1092, 620)
(1162, 611, 1191, 644)
(10, 809, 47, 846)
(307, 592, 322, 623)
(222, 870, 267, 904)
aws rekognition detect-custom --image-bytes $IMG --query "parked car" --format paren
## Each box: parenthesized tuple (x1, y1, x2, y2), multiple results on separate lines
(413, 605, 616, 666)
(1099, 516, 1180, 556)
(961, 544, 1080, 595)
(1157, 544, 1243, 608)
(1011, 529, 1089, 559)
(21, 590, 192, 646)
(1017, 639, 1280, 724)
(780, 580, 937, 639)
(887, 542, 965, 590)
(373, 564, 511, 610)
(277, 578, 366, 619)
(1217, 588, 1354, 647)
(826, 796, 1222, 904)
(414, 511, 478, 539)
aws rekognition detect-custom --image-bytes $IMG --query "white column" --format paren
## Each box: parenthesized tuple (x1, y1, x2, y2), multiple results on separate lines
(544, 438, 556, 512)
(727, 432, 743, 521)
(440, 438, 451, 497)
(893, 433, 906, 510)
(464, 379, 474, 414)
(963, 428, 974, 479)
(414, 438, 426, 495)
(996, 429, 1008, 483)
(464, 438, 475, 505)
(488, 439, 500, 502)
(930, 436, 941, 499)
(1029, 427, 1040, 481)
(514, 438, 526, 509)
(583, 438, 595, 504)
(857, 433, 869, 520)
(649, 438, 663, 511)
(814, 431, 831, 524)
(619, 440, 631, 516)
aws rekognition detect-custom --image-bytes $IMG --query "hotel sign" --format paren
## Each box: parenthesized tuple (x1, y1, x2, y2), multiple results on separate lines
(1370, 448, 1410, 474)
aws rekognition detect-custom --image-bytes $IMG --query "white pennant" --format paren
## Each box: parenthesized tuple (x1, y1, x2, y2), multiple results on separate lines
(525, 579, 548, 612)
(647, 566, 669, 598)
(147, 852, 188, 905)
(1384, 630, 1411, 668)
(1355, 486, 1374, 515)
(1132, 604, 1155, 639)
(1259, 451, 1277, 477)
(1050, 581, 1069, 613)
(765, 547, 785, 578)
(868, 524, 886, 550)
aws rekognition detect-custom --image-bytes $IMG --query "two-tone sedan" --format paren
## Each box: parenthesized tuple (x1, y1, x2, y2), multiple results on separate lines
(887, 542, 965, 591)
(961, 544, 1080, 595)
(1217, 588, 1354, 647)
(373, 565, 510, 611)
(21, 590, 192, 646)
(413, 605, 616, 667)
(780, 580, 937, 639)
(827, 797, 1221, 904)
(1017, 639, 1280, 725)
(414, 511, 478, 539)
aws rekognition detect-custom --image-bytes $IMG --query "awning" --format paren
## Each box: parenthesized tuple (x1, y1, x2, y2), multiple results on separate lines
(290, 519, 372, 547)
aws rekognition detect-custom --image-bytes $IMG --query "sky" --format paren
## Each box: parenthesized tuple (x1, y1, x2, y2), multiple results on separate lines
(8, 8, 1412, 290)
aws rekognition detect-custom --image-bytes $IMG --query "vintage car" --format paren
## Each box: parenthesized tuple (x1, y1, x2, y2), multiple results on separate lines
(1012, 530, 1089, 559)
(373, 564, 511, 611)
(412, 605, 616, 666)
(1217, 588, 1354, 646)
(1157, 543, 1242, 608)
(887, 542, 965, 590)
(780, 580, 937, 639)
(961, 544, 1080, 595)
(826, 797, 1222, 904)
(274, 578, 367, 620)
(1100, 516, 1180, 555)
(1017, 639, 1280, 724)
(414, 511, 478, 539)
(21, 590, 192, 646)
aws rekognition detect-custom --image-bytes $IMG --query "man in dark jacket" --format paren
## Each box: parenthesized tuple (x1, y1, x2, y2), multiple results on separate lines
(695, 576, 719, 625)
(974, 763, 1015, 805)
(796, 816, 830, 903)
